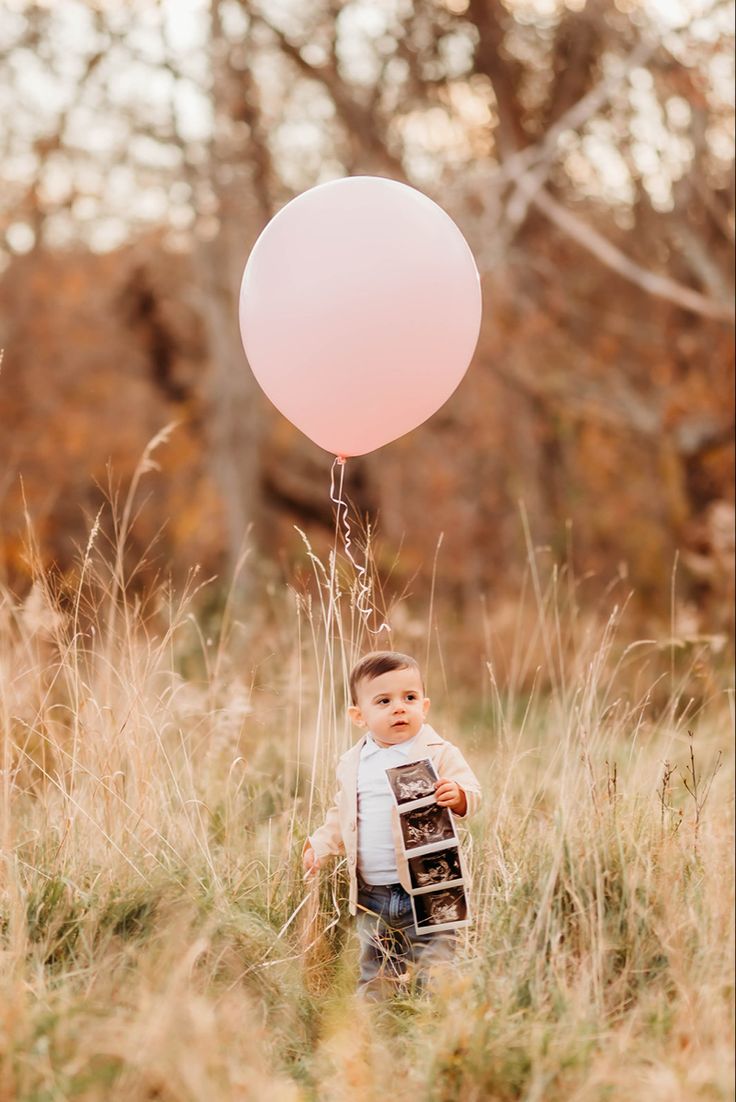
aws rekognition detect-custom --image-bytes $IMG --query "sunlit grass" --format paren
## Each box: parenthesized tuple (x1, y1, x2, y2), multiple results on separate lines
(0, 484, 732, 1101)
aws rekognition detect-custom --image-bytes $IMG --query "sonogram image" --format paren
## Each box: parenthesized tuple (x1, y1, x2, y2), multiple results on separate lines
(386, 759, 438, 805)
(399, 804, 455, 850)
(408, 846, 462, 889)
(414, 886, 468, 928)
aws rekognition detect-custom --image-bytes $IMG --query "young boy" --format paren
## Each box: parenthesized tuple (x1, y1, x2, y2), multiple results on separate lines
(302, 650, 482, 1000)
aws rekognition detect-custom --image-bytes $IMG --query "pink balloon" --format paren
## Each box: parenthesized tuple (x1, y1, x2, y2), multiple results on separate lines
(239, 176, 482, 457)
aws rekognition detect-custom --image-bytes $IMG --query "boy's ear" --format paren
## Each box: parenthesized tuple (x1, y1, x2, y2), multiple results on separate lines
(422, 697, 431, 717)
(348, 705, 366, 727)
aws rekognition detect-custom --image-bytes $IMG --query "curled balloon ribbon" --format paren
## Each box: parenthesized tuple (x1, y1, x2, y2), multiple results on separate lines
(329, 456, 390, 636)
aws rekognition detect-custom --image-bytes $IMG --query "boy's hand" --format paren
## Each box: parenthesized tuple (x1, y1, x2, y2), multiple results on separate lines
(434, 779, 467, 816)
(302, 843, 321, 880)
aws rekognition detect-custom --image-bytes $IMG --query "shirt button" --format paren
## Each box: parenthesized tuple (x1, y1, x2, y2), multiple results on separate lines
(350, 821, 356, 831)
(349, 855, 356, 865)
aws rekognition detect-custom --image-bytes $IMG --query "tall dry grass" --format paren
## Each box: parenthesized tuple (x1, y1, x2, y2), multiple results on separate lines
(0, 467, 733, 1101)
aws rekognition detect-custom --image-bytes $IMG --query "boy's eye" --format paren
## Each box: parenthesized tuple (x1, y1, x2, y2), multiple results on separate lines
(378, 698, 389, 705)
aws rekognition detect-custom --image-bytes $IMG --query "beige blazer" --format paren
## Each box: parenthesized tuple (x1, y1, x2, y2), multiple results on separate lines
(304, 724, 482, 916)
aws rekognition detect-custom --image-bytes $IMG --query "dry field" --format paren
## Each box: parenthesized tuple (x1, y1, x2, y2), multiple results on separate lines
(0, 504, 733, 1101)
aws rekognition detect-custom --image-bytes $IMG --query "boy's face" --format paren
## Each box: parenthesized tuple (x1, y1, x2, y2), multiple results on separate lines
(348, 666, 430, 747)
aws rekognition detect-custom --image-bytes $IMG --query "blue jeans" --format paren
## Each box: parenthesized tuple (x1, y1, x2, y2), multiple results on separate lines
(356, 873, 457, 999)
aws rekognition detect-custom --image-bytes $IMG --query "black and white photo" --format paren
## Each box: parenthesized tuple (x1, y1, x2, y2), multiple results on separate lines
(413, 886, 469, 929)
(385, 758, 438, 807)
(399, 802, 456, 851)
(408, 845, 463, 891)
(385, 753, 470, 934)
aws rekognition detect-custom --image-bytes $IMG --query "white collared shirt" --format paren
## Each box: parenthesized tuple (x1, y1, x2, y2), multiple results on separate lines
(357, 727, 423, 885)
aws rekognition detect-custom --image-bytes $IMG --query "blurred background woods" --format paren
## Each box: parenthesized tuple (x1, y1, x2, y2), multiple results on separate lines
(0, 0, 733, 642)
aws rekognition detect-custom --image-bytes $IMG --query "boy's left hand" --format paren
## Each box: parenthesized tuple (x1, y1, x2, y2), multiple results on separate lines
(434, 778, 467, 816)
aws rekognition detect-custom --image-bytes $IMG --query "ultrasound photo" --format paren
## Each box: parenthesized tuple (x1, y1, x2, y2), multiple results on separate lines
(414, 886, 468, 928)
(386, 758, 438, 806)
(399, 803, 455, 851)
(408, 845, 463, 890)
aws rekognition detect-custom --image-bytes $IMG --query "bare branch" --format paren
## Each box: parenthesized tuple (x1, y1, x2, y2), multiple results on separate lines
(668, 220, 734, 303)
(252, 12, 406, 179)
(468, 0, 527, 155)
(694, 176, 735, 245)
(530, 186, 735, 323)
(499, 36, 656, 188)
(499, 37, 657, 246)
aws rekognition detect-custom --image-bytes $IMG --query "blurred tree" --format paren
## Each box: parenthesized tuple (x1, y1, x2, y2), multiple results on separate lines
(0, 0, 733, 631)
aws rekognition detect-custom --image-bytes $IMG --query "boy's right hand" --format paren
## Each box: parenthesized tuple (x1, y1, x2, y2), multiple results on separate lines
(302, 843, 321, 879)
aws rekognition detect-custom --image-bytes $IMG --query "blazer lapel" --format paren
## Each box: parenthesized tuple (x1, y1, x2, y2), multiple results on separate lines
(343, 734, 367, 823)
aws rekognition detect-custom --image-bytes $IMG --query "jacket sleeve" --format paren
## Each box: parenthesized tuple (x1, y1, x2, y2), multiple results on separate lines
(303, 767, 347, 860)
(438, 741, 483, 819)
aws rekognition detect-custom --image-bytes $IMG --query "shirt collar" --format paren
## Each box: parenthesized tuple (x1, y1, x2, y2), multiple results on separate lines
(361, 726, 425, 759)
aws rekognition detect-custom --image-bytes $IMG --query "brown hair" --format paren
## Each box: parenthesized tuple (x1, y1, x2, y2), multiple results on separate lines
(349, 651, 423, 705)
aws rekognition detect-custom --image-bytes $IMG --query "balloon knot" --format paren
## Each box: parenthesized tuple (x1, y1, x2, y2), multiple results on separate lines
(336, 455, 347, 465)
